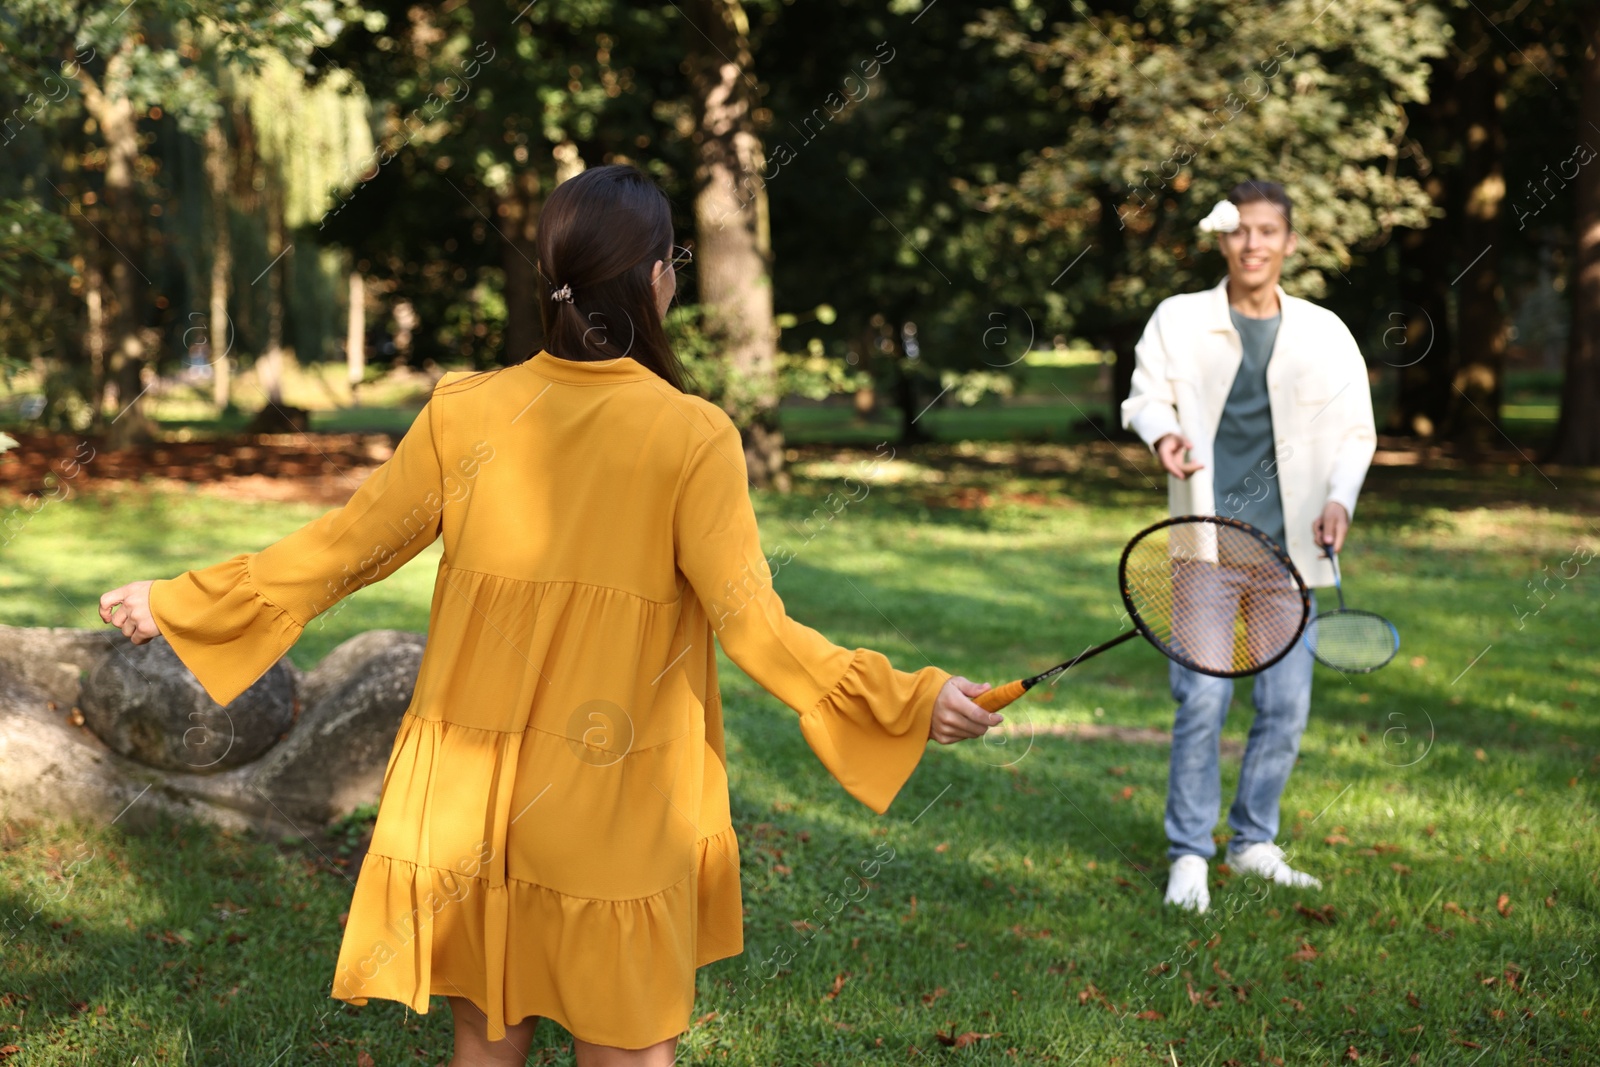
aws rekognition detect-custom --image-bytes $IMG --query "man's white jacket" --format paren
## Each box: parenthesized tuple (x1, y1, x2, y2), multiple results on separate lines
(1120, 276, 1377, 588)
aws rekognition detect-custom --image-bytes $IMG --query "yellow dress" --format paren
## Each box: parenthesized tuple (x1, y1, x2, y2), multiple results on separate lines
(147, 351, 950, 1048)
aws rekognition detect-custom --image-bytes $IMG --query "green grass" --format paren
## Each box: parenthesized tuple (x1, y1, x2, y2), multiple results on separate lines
(1, 440, 1598, 1064)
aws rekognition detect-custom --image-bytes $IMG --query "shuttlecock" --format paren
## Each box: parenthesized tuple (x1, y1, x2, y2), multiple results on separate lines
(1197, 199, 1240, 233)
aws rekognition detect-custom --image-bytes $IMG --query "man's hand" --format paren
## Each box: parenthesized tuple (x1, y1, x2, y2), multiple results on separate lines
(1154, 433, 1205, 480)
(99, 580, 162, 644)
(929, 676, 1002, 745)
(1311, 501, 1350, 554)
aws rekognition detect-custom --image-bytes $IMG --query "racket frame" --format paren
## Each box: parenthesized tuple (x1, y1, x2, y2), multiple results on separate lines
(1303, 542, 1400, 673)
(977, 515, 1312, 712)
(1124, 514, 1312, 680)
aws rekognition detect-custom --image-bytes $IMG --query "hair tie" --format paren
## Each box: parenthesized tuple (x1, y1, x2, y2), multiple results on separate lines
(551, 283, 574, 303)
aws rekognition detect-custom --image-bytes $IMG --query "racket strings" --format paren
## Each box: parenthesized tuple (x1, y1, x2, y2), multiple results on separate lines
(1122, 522, 1305, 676)
(1306, 609, 1397, 672)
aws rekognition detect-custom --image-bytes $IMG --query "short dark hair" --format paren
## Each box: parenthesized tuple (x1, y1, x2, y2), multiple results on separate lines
(1227, 180, 1292, 231)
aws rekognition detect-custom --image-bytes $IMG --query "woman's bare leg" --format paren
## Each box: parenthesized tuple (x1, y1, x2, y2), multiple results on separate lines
(447, 995, 539, 1067)
(572, 1034, 679, 1066)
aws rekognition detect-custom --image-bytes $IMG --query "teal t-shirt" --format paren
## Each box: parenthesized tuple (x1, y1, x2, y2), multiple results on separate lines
(1213, 307, 1285, 548)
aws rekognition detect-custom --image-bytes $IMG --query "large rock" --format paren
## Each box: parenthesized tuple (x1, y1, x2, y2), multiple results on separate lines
(78, 639, 295, 773)
(0, 624, 425, 837)
(252, 629, 426, 824)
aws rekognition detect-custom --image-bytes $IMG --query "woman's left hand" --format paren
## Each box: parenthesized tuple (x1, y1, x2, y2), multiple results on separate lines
(99, 580, 162, 644)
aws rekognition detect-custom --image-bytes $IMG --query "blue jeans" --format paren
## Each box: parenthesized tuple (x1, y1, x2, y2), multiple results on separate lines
(1165, 590, 1316, 862)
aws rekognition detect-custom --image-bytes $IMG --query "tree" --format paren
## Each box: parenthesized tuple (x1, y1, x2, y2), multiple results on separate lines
(315, 0, 689, 372)
(1551, 4, 1600, 465)
(965, 0, 1446, 430)
(1, 0, 355, 441)
(685, 0, 786, 488)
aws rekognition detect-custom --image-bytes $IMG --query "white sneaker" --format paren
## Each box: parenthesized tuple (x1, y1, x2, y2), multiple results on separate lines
(1164, 854, 1210, 912)
(1226, 841, 1322, 889)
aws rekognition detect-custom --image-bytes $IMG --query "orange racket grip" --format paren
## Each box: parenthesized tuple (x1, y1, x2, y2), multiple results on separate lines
(975, 679, 1028, 713)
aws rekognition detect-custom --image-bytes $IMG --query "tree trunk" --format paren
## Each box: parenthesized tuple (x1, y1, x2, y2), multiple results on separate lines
(894, 350, 926, 445)
(346, 271, 365, 405)
(1393, 55, 1457, 438)
(500, 166, 543, 366)
(76, 42, 158, 448)
(204, 115, 233, 413)
(258, 182, 287, 406)
(84, 239, 107, 433)
(686, 0, 787, 490)
(1448, 23, 1508, 449)
(1550, 6, 1600, 466)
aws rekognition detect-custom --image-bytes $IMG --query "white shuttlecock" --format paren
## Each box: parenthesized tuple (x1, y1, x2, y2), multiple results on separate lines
(1197, 199, 1240, 233)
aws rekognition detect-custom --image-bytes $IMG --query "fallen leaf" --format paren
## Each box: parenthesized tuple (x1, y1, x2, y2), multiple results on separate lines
(1324, 834, 1351, 846)
(935, 1031, 996, 1049)
(1288, 941, 1320, 962)
(921, 986, 947, 1005)
(1294, 902, 1338, 925)
(1391, 863, 1412, 876)
(1496, 894, 1512, 918)
(1136, 1009, 1164, 1020)
(824, 972, 849, 1000)
(357, 1053, 375, 1067)
(1346, 1046, 1361, 1061)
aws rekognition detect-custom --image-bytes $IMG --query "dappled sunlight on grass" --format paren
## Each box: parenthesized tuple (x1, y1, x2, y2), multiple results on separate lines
(1, 441, 1596, 1063)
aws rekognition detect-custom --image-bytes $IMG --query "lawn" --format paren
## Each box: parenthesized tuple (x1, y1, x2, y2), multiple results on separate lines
(1, 434, 1597, 1065)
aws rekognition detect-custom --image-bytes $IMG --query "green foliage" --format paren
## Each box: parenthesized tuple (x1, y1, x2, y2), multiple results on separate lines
(965, 0, 1448, 320)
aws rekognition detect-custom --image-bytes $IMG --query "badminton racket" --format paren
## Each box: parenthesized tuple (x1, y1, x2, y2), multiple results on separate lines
(975, 515, 1311, 713)
(1302, 543, 1399, 673)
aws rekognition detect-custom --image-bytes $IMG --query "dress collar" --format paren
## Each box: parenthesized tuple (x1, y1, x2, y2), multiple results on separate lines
(527, 349, 656, 385)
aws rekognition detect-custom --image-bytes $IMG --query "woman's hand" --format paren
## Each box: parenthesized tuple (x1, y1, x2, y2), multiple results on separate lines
(98, 580, 162, 644)
(929, 676, 1002, 745)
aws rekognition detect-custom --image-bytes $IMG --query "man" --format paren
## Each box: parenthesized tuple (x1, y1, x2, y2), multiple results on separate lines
(1120, 180, 1377, 913)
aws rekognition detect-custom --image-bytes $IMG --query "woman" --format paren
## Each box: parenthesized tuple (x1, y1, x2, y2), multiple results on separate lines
(99, 163, 999, 1066)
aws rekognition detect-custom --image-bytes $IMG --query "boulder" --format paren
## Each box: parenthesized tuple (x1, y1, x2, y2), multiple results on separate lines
(0, 624, 425, 838)
(78, 639, 295, 773)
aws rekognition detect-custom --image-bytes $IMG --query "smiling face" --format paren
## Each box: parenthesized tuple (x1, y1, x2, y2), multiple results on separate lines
(1218, 199, 1298, 294)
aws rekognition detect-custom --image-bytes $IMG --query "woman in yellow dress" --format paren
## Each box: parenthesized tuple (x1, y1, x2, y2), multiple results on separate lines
(98, 163, 999, 1067)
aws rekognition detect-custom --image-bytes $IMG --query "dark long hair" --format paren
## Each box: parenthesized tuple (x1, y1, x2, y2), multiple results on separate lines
(535, 164, 690, 391)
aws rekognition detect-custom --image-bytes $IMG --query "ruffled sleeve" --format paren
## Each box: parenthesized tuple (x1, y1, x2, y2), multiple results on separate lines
(148, 380, 460, 707)
(672, 412, 949, 815)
